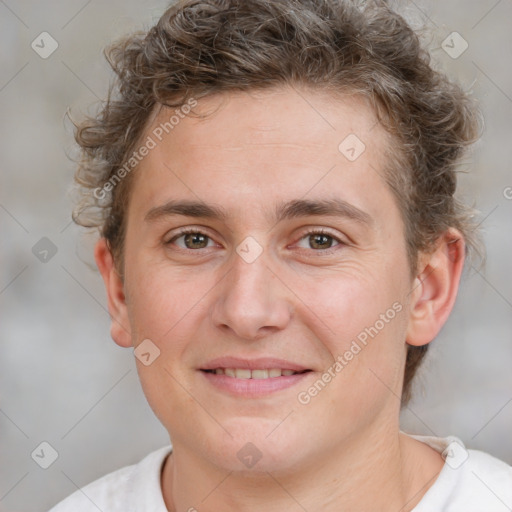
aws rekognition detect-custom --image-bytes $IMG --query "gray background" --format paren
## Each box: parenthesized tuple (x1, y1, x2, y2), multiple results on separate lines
(1, 1, 511, 511)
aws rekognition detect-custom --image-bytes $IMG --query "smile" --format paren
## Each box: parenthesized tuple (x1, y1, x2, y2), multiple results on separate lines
(199, 358, 313, 397)
(202, 368, 308, 379)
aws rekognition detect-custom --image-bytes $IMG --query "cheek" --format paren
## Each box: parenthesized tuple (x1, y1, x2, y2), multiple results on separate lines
(124, 261, 219, 429)
(125, 253, 218, 342)
(294, 267, 409, 405)
(297, 308, 408, 437)
(294, 264, 404, 346)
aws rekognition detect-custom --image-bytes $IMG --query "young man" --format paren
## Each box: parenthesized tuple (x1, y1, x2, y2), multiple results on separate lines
(51, 0, 511, 510)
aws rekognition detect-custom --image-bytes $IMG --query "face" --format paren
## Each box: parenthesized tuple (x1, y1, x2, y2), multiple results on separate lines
(112, 87, 419, 472)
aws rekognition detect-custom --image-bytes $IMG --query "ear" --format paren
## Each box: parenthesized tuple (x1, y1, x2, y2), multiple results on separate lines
(406, 229, 465, 346)
(94, 237, 133, 348)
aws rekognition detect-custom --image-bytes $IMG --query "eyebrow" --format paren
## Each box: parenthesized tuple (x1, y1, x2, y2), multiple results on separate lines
(144, 198, 373, 226)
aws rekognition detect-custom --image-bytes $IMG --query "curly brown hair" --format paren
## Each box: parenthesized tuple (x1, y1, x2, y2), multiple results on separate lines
(72, 0, 481, 405)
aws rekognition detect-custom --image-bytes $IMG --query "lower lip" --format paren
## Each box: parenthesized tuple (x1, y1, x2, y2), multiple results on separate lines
(200, 371, 311, 397)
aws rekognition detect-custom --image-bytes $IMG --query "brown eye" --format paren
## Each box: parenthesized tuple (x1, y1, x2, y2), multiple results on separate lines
(308, 233, 335, 250)
(296, 230, 341, 251)
(168, 231, 214, 250)
(183, 233, 209, 249)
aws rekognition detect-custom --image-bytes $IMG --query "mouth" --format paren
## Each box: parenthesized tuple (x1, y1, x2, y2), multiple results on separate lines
(201, 368, 310, 379)
(199, 357, 313, 397)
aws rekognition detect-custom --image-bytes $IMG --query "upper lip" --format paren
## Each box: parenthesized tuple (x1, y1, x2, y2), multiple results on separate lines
(199, 357, 310, 372)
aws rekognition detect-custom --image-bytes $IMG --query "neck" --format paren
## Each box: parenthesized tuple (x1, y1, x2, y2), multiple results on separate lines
(161, 422, 444, 512)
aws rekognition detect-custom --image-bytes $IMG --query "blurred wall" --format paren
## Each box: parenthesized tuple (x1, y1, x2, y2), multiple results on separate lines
(1, 1, 511, 510)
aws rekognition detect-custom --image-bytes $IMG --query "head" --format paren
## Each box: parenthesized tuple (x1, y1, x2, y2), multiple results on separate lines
(73, 0, 480, 473)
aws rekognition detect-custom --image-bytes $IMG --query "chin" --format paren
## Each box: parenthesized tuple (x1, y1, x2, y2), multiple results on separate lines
(203, 416, 313, 474)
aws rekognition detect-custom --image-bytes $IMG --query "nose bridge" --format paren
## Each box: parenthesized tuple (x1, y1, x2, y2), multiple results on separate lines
(231, 251, 271, 305)
(212, 246, 292, 339)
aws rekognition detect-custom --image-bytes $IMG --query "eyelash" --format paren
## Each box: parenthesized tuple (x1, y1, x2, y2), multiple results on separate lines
(166, 227, 345, 253)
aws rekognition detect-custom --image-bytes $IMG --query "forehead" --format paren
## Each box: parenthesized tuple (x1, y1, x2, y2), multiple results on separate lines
(128, 86, 394, 225)
(148, 87, 384, 160)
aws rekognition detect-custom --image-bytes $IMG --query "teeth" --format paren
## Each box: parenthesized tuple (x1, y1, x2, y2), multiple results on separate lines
(210, 368, 300, 379)
(235, 369, 252, 379)
(251, 369, 269, 379)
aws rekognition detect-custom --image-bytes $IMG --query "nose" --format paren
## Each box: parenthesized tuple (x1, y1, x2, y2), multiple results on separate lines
(210, 248, 293, 341)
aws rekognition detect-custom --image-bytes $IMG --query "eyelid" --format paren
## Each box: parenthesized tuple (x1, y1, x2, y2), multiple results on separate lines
(165, 226, 221, 248)
(164, 225, 348, 252)
(301, 227, 342, 238)
(294, 227, 347, 245)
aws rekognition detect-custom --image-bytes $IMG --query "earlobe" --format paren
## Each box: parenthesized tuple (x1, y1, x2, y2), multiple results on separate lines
(94, 238, 133, 348)
(406, 230, 465, 347)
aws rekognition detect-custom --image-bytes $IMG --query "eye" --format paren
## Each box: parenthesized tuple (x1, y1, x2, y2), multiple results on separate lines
(296, 229, 342, 251)
(167, 229, 216, 250)
(165, 228, 344, 252)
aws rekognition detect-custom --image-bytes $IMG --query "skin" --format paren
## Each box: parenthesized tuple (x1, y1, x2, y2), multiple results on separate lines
(95, 86, 465, 512)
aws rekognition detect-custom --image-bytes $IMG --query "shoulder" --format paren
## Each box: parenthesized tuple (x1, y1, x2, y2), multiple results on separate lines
(411, 434, 512, 512)
(459, 446, 512, 504)
(48, 445, 172, 512)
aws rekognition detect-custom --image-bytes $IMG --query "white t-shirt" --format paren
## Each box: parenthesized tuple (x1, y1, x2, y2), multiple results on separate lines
(48, 435, 512, 511)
